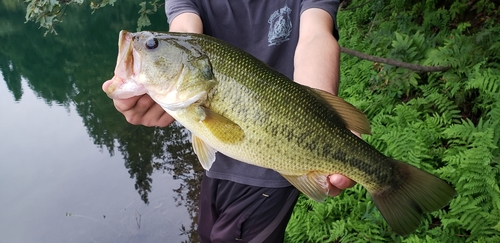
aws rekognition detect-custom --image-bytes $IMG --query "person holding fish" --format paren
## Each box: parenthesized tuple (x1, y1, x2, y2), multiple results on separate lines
(103, 0, 455, 242)
(104, 1, 354, 242)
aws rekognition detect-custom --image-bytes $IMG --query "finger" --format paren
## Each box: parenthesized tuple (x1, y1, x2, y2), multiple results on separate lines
(329, 174, 356, 190)
(114, 94, 149, 113)
(327, 174, 356, 197)
(114, 95, 152, 125)
(102, 80, 112, 92)
(157, 114, 175, 127)
(134, 94, 157, 111)
(120, 96, 174, 127)
(327, 185, 342, 197)
(141, 103, 175, 127)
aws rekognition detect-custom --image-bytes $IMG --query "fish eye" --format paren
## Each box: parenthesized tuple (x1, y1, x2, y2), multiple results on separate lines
(145, 38, 159, 50)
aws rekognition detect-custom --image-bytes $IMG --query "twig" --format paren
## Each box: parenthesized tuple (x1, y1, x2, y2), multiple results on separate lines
(135, 209, 142, 229)
(365, 13, 377, 37)
(340, 47, 451, 72)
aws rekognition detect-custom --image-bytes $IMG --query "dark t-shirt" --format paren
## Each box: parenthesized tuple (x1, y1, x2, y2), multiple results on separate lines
(165, 0, 340, 187)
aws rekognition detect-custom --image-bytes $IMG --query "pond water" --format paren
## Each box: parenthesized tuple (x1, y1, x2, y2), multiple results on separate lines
(0, 3, 202, 243)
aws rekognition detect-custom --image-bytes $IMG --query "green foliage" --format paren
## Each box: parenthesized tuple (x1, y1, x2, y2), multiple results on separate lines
(137, 0, 163, 32)
(24, 0, 85, 35)
(23, 0, 160, 35)
(287, 0, 500, 242)
(286, 187, 394, 243)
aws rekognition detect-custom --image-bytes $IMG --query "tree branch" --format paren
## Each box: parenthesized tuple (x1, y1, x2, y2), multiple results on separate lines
(340, 47, 451, 72)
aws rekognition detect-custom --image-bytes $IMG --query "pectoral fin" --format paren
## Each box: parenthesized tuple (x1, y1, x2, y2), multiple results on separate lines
(192, 135, 217, 170)
(306, 87, 371, 135)
(199, 107, 245, 144)
(280, 172, 330, 202)
(188, 106, 244, 170)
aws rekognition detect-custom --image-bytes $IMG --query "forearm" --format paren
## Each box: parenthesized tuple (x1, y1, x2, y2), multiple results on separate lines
(294, 35, 340, 95)
(293, 9, 340, 96)
(169, 13, 203, 34)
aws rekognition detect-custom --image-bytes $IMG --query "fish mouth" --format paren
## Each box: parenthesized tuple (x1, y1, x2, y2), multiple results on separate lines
(115, 30, 135, 81)
(105, 31, 146, 99)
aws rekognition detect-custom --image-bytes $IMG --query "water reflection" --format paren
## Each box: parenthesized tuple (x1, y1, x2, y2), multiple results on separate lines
(0, 1, 202, 242)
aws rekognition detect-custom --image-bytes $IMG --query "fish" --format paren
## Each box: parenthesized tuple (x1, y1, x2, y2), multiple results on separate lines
(105, 30, 456, 236)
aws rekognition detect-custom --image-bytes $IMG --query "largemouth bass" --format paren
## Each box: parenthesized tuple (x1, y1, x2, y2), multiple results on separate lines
(105, 30, 456, 236)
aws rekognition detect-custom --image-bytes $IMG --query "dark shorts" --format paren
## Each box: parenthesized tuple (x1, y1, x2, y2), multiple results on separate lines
(198, 173, 299, 243)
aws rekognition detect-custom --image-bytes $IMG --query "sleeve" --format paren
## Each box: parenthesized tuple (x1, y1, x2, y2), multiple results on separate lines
(165, 0, 200, 25)
(300, 0, 341, 39)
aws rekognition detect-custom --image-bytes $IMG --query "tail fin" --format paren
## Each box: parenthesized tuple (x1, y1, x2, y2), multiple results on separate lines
(369, 159, 456, 236)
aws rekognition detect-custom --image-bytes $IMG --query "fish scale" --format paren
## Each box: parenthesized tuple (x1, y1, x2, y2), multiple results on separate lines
(105, 30, 456, 236)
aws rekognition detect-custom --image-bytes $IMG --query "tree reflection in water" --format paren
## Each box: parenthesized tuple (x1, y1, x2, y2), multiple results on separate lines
(0, 1, 203, 242)
(157, 124, 204, 243)
(110, 124, 203, 243)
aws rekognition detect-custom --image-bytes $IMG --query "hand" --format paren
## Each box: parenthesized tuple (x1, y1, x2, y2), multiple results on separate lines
(327, 174, 356, 197)
(102, 80, 175, 127)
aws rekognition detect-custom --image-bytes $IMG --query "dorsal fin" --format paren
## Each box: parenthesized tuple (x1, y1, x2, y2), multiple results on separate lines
(307, 87, 371, 135)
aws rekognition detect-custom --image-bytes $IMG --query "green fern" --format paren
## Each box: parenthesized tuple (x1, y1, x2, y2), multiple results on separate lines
(287, 0, 500, 241)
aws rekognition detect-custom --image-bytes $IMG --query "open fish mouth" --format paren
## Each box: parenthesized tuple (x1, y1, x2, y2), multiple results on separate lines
(105, 31, 147, 99)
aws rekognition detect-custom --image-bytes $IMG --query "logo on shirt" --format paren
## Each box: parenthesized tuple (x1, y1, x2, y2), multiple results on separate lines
(268, 5, 292, 46)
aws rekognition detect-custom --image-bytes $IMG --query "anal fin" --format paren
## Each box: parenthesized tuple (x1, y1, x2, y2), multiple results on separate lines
(280, 172, 330, 202)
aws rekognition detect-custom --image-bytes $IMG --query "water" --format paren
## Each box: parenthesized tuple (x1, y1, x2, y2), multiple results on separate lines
(0, 2, 201, 242)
